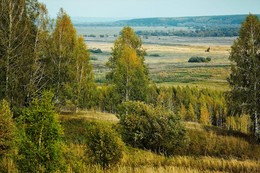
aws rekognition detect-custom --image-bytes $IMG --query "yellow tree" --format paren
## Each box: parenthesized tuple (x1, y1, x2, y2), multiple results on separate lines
(114, 46, 148, 102)
(179, 103, 187, 120)
(200, 103, 211, 125)
(186, 103, 196, 121)
(51, 8, 77, 104)
(108, 27, 149, 103)
(74, 36, 94, 109)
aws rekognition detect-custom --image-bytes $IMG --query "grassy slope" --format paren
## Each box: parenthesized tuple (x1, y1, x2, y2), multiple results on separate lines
(60, 111, 260, 173)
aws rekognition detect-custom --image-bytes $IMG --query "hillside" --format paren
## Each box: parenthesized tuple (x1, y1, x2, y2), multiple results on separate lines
(114, 14, 260, 27)
(59, 111, 260, 173)
(73, 14, 260, 27)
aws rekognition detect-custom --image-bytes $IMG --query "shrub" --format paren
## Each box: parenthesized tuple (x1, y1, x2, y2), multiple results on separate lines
(89, 48, 103, 54)
(149, 53, 160, 57)
(86, 122, 124, 169)
(188, 56, 211, 63)
(117, 101, 187, 156)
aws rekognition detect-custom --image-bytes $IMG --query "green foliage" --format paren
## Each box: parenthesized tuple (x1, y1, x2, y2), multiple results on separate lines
(117, 101, 187, 156)
(0, 100, 15, 160)
(188, 57, 211, 63)
(106, 27, 149, 104)
(0, 0, 50, 107)
(17, 91, 63, 173)
(228, 14, 260, 140)
(58, 111, 260, 172)
(86, 122, 124, 169)
(61, 117, 123, 170)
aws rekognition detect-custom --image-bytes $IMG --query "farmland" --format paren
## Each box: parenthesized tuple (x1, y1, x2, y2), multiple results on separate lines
(76, 26, 235, 90)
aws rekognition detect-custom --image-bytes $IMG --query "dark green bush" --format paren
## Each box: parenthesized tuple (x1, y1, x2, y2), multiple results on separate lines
(89, 48, 103, 54)
(188, 56, 211, 63)
(149, 53, 161, 57)
(117, 101, 187, 156)
(86, 122, 124, 169)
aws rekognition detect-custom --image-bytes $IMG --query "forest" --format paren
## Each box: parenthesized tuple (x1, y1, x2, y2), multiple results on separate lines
(1, 1, 260, 173)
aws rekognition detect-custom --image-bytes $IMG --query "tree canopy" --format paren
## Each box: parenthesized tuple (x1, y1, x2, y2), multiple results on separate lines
(228, 14, 260, 140)
(106, 27, 149, 104)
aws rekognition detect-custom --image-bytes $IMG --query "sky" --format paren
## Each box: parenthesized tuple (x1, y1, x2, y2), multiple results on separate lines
(39, 0, 260, 19)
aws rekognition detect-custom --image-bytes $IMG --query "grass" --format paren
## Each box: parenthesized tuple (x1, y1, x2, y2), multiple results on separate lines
(60, 110, 118, 122)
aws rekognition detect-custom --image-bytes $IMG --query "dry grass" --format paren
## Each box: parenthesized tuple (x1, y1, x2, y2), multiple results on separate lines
(60, 110, 118, 122)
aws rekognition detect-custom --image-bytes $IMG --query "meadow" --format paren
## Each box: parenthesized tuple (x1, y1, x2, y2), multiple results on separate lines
(77, 26, 235, 90)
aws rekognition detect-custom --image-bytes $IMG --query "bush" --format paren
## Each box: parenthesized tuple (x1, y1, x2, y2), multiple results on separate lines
(188, 56, 211, 63)
(86, 122, 124, 169)
(149, 53, 160, 57)
(117, 101, 187, 156)
(89, 48, 103, 54)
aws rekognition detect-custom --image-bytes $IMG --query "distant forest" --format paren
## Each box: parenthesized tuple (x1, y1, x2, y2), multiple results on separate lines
(74, 14, 260, 37)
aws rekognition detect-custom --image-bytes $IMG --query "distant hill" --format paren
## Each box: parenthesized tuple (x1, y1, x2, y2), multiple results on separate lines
(113, 14, 260, 27)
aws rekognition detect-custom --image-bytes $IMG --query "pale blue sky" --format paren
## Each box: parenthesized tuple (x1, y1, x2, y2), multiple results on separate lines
(39, 0, 260, 18)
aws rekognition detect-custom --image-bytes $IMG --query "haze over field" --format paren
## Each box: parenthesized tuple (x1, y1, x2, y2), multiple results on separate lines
(39, 0, 260, 18)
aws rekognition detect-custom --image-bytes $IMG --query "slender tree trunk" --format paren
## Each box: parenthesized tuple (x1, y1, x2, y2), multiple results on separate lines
(254, 110, 259, 140)
(5, 1, 14, 99)
(57, 29, 62, 102)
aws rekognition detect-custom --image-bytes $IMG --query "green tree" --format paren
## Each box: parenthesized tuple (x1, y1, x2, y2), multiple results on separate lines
(0, 100, 15, 160)
(228, 14, 260, 140)
(25, 2, 51, 102)
(50, 8, 77, 105)
(17, 91, 63, 172)
(74, 36, 95, 110)
(113, 46, 148, 102)
(0, 0, 45, 106)
(106, 27, 149, 103)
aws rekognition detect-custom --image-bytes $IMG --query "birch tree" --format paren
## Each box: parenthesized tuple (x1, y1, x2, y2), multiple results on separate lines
(0, 0, 30, 106)
(107, 27, 149, 103)
(228, 14, 260, 140)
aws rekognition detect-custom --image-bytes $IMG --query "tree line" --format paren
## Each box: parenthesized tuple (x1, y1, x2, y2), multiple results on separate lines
(136, 27, 239, 37)
(0, 1, 95, 110)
